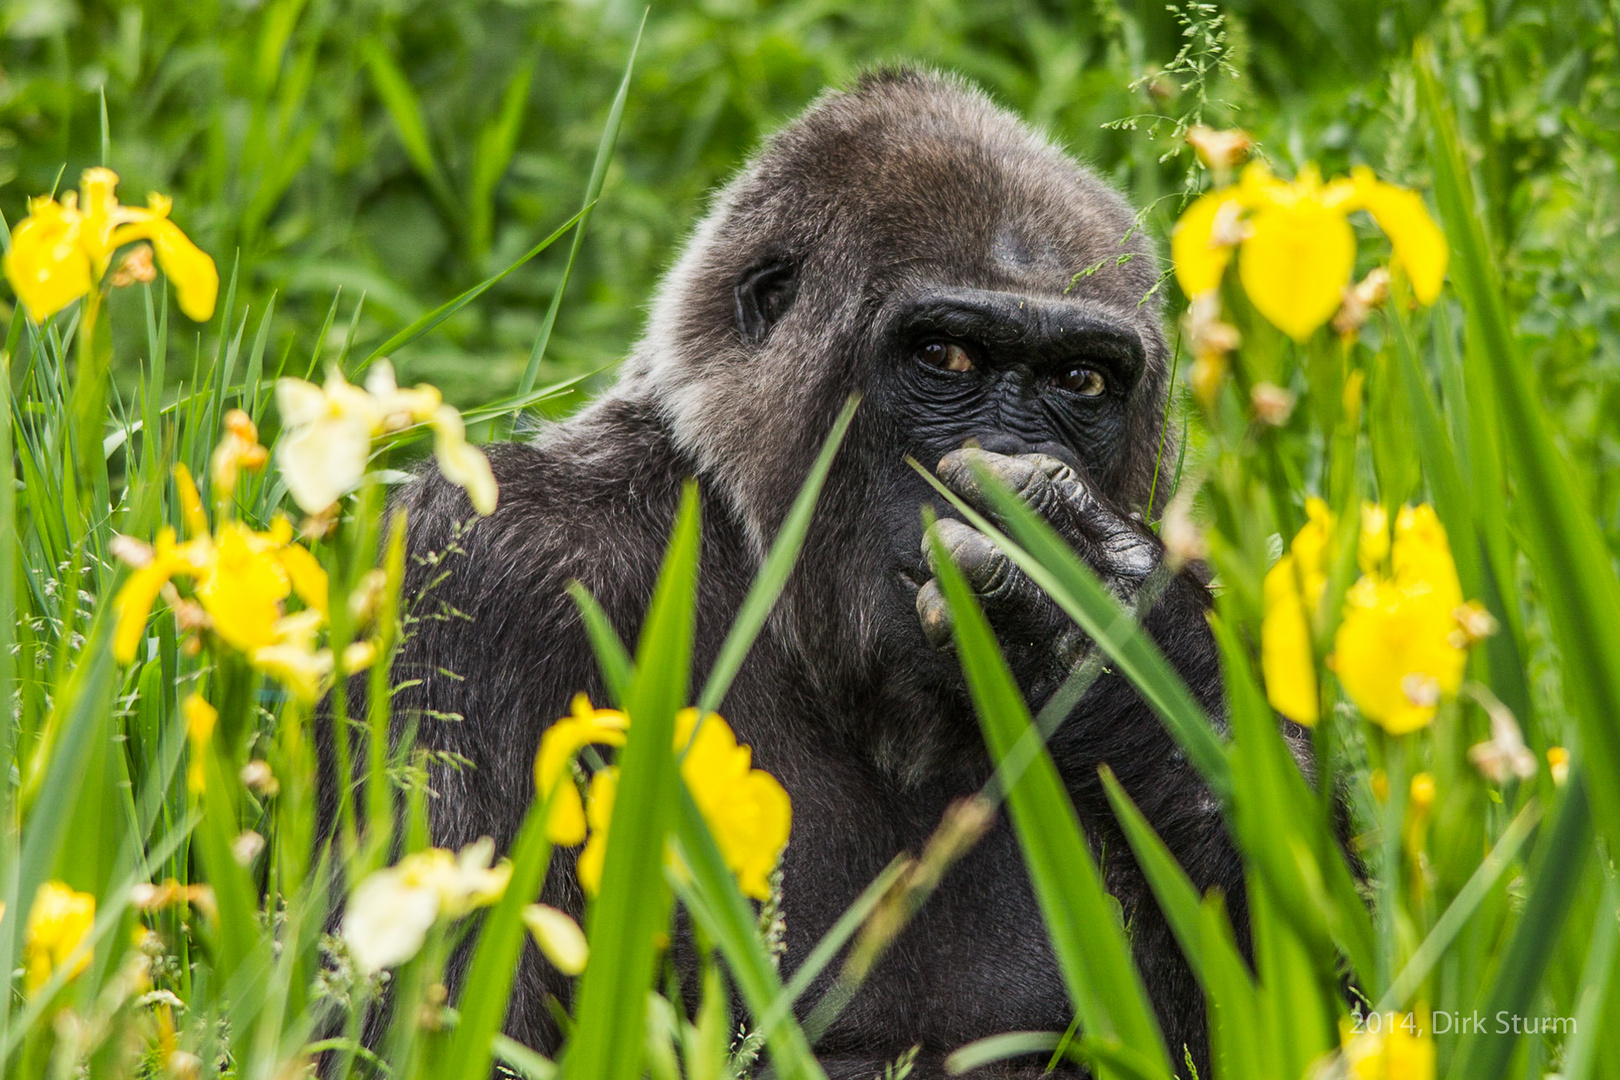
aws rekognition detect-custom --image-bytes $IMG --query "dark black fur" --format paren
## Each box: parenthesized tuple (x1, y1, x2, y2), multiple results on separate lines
(362, 69, 1242, 1078)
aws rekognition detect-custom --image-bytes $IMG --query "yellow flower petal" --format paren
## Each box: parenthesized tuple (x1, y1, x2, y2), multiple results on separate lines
(197, 523, 291, 654)
(173, 464, 210, 541)
(3, 198, 93, 322)
(578, 767, 618, 897)
(676, 709, 791, 900)
(277, 541, 329, 618)
(24, 881, 95, 996)
(252, 644, 332, 702)
(523, 904, 589, 975)
(1261, 555, 1320, 725)
(1239, 199, 1357, 341)
(1170, 190, 1242, 297)
(534, 695, 628, 846)
(1353, 170, 1448, 305)
(431, 404, 498, 515)
(112, 530, 180, 664)
(146, 217, 219, 322)
(1359, 502, 1390, 575)
(184, 693, 217, 794)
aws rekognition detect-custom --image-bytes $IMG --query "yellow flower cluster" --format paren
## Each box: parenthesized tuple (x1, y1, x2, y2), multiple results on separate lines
(2, 168, 217, 323)
(275, 360, 497, 516)
(1340, 1013, 1435, 1080)
(24, 881, 96, 996)
(112, 416, 374, 701)
(1263, 500, 1484, 734)
(535, 694, 792, 901)
(1172, 160, 1448, 341)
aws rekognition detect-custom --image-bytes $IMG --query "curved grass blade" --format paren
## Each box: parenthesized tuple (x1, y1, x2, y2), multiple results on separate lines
(945, 1031, 1064, 1075)
(927, 512, 1171, 1079)
(697, 395, 859, 715)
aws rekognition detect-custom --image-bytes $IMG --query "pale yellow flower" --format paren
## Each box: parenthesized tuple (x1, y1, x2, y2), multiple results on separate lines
(3, 168, 217, 322)
(209, 410, 269, 498)
(1171, 162, 1448, 341)
(274, 360, 497, 515)
(24, 881, 96, 995)
(523, 904, 589, 975)
(1340, 1012, 1435, 1080)
(340, 839, 511, 974)
(1260, 498, 1335, 725)
(1333, 506, 1469, 734)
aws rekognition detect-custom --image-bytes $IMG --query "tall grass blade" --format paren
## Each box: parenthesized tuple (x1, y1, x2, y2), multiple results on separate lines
(927, 512, 1171, 1079)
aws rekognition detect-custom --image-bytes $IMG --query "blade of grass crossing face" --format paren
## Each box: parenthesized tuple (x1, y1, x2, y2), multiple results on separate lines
(697, 395, 858, 715)
(515, 12, 646, 401)
(927, 516, 1171, 1079)
(564, 483, 700, 1080)
(910, 460, 1230, 798)
(1418, 49, 1620, 861)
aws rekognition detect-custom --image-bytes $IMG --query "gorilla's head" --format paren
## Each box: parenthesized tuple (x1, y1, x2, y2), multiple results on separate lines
(616, 67, 1168, 751)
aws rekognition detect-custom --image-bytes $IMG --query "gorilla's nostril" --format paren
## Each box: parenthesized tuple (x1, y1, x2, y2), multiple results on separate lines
(968, 432, 1032, 457)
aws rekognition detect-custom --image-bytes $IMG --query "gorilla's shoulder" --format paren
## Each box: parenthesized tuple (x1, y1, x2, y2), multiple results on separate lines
(395, 392, 687, 602)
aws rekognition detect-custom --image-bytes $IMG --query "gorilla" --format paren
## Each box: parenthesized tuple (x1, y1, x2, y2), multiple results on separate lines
(384, 67, 1239, 1078)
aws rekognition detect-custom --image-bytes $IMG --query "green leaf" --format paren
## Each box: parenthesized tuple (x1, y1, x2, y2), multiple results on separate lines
(927, 512, 1171, 1079)
(362, 40, 458, 212)
(565, 483, 701, 1080)
(697, 395, 858, 715)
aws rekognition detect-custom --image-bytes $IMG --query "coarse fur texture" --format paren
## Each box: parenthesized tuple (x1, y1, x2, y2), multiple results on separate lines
(350, 67, 1243, 1078)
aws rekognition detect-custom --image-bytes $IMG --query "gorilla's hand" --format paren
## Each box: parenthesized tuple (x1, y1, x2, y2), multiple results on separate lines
(915, 447, 1160, 693)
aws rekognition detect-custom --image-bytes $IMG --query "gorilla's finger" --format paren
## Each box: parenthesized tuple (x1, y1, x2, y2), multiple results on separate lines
(915, 578, 954, 651)
(922, 518, 1073, 646)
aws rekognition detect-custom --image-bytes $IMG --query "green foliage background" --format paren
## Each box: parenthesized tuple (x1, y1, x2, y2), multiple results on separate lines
(2, 0, 1614, 537)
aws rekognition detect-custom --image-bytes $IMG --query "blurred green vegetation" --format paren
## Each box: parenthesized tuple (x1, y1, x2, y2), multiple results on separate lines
(1, 0, 1616, 527)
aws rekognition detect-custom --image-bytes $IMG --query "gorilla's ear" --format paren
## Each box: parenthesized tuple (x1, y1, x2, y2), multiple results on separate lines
(734, 256, 799, 346)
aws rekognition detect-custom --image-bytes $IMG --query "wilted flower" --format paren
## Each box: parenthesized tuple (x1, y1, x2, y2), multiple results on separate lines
(275, 360, 497, 516)
(1251, 382, 1296, 426)
(1261, 498, 1336, 725)
(1172, 162, 1447, 341)
(24, 881, 96, 995)
(1467, 700, 1537, 785)
(341, 838, 512, 974)
(209, 409, 269, 497)
(1333, 267, 1392, 337)
(1186, 125, 1254, 178)
(1339, 1012, 1434, 1080)
(523, 904, 589, 975)
(1182, 290, 1241, 410)
(2, 168, 217, 323)
(1334, 505, 1473, 735)
(110, 243, 156, 288)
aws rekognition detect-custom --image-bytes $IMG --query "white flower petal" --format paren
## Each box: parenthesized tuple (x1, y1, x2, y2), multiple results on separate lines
(277, 416, 371, 513)
(522, 904, 588, 975)
(341, 868, 440, 974)
(275, 378, 328, 429)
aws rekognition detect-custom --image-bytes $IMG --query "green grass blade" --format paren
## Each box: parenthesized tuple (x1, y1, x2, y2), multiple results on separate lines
(696, 395, 858, 715)
(911, 460, 1231, 798)
(1375, 799, 1540, 1013)
(1417, 47, 1620, 863)
(1560, 869, 1620, 1080)
(362, 39, 458, 212)
(670, 791, 827, 1080)
(360, 205, 591, 369)
(944, 1032, 1064, 1075)
(565, 483, 701, 1080)
(567, 582, 634, 705)
(1446, 773, 1592, 1080)
(515, 11, 645, 400)
(927, 513, 1171, 1078)
(444, 801, 555, 1080)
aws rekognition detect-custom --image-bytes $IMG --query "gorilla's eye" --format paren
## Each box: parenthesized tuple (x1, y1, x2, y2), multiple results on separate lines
(916, 341, 975, 373)
(1054, 366, 1107, 397)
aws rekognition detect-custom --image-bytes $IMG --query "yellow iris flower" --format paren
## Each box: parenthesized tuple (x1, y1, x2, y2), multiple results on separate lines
(1260, 497, 1336, 725)
(3, 168, 217, 323)
(1340, 1012, 1435, 1080)
(539, 698, 792, 901)
(275, 360, 498, 516)
(184, 693, 218, 795)
(1172, 162, 1448, 341)
(1333, 505, 1469, 735)
(24, 881, 96, 996)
